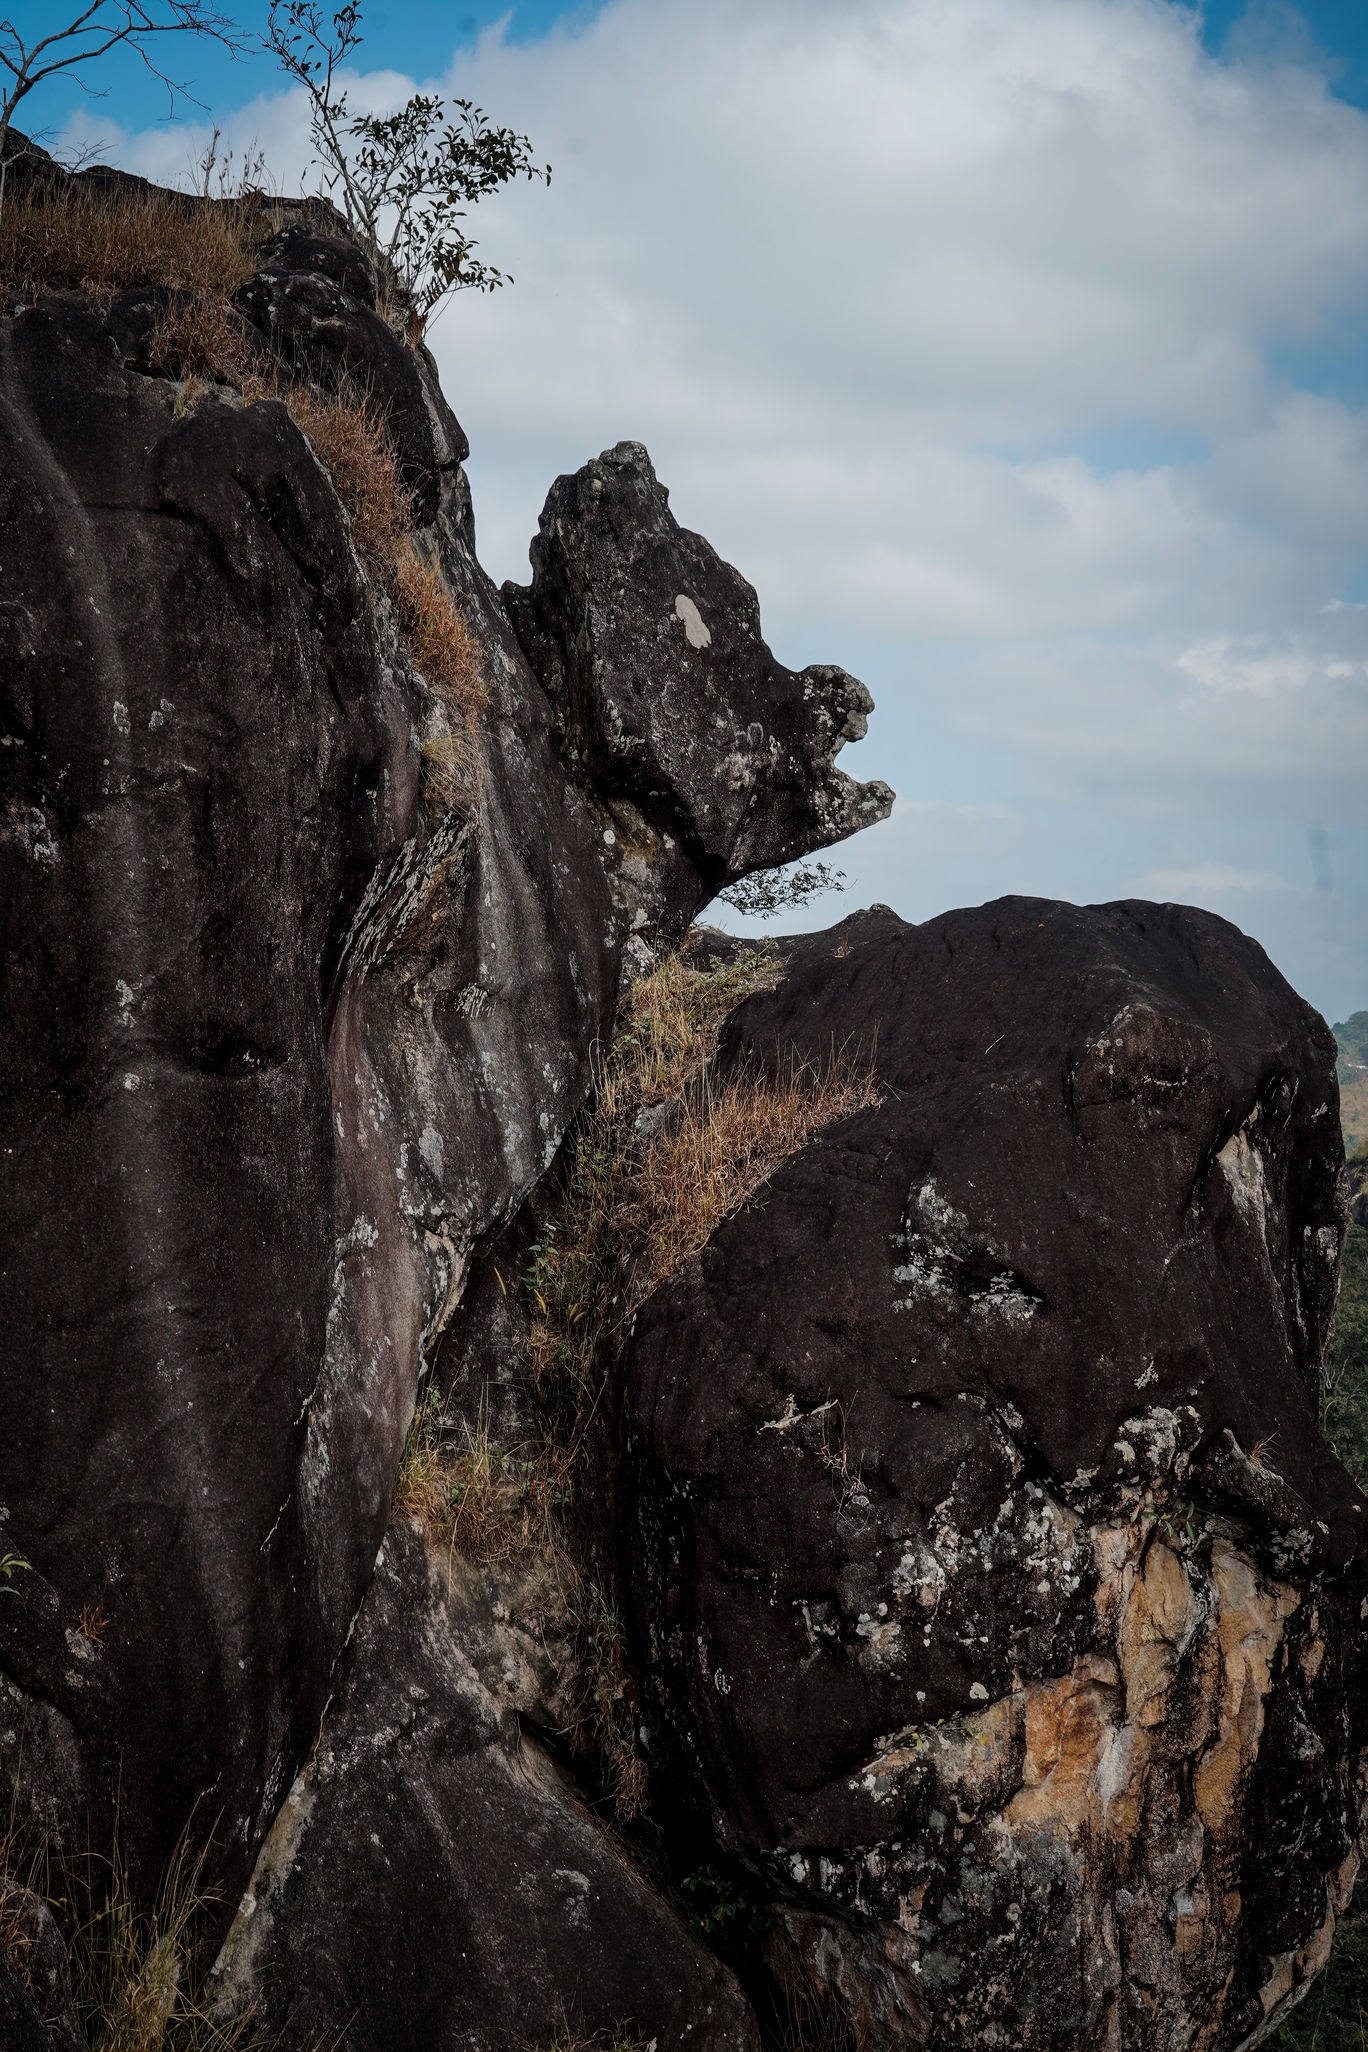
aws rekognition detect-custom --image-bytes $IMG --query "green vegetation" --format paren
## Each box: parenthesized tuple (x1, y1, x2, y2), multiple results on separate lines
(1, 1829, 258, 2052)
(1323, 1147, 1368, 1488)
(1336, 1013, 1368, 1152)
(264, 0, 548, 334)
(1271, 1874, 1368, 2052)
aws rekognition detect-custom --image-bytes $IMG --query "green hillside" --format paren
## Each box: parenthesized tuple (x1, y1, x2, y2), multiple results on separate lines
(1337, 1011, 1368, 1151)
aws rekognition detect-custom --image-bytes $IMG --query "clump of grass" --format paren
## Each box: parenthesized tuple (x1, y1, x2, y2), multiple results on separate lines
(526, 942, 877, 1409)
(259, 379, 487, 781)
(588, 1603, 648, 1821)
(393, 551, 484, 724)
(394, 1388, 566, 1565)
(529, 2015, 651, 2052)
(0, 183, 255, 306)
(634, 1060, 879, 1285)
(149, 298, 253, 386)
(56, 1834, 256, 2052)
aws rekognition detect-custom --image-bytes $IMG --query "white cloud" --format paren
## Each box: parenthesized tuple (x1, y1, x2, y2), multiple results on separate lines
(1128, 861, 1294, 899)
(85, 0, 1368, 1012)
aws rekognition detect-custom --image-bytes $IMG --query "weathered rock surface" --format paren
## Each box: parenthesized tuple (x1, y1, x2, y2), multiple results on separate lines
(0, 159, 883, 2035)
(0, 1880, 85, 2052)
(502, 440, 893, 950)
(622, 899, 1362, 2051)
(212, 1523, 758, 2051)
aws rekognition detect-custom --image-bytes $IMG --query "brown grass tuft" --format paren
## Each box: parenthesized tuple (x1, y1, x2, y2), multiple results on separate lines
(394, 1389, 566, 1565)
(260, 382, 486, 794)
(149, 298, 251, 386)
(392, 550, 486, 717)
(524, 941, 877, 1408)
(272, 380, 411, 562)
(634, 1059, 879, 1287)
(0, 183, 255, 305)
(56, 1831, 257, 2051)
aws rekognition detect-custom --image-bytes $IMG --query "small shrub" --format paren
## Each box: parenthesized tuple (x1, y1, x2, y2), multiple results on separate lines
(0, 184, 255, 305)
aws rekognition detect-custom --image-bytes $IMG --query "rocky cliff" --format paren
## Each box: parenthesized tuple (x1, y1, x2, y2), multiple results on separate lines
(0, 152, 1362, 2052)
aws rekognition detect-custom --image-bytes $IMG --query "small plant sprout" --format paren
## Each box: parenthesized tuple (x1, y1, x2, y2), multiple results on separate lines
(0, 1548, 30, 1593)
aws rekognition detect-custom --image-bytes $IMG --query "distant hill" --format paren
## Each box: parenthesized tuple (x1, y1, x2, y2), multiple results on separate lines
(1336, 1011, 1368, 1150)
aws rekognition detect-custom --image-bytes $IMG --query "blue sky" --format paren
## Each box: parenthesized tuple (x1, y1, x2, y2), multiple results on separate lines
(17, 0, 1368, 1023)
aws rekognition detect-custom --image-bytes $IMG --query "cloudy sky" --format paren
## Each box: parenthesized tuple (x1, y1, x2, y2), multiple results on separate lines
(26, 0, 1368, 1021)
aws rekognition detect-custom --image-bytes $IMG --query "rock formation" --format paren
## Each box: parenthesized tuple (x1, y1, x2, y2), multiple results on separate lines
(0, 146, 1360, 2052)
(622, 903, 1361, 2050)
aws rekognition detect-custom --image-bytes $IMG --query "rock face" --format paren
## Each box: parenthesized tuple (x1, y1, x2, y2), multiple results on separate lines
(1, 151, 1362, 2052)
(502, 440, 893, 949)
(622, 899, 1361, 2051)
(0, 160, 885, 2043)
(211, 1524, 759, 2052)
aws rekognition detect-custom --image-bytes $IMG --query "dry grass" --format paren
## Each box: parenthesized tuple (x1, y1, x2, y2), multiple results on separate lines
(0, 184, 255, 305)
(263, 381, 487, 780)
(0, 1871, 35, 1993)
(53, 1834, 256, 2052)
(526, 942, 876, 1408)
(393, 550, 485, 722)
(149, 298, 252, 386)
(394, 1389, 566, 1565)
(634, 1061, 879, 1286)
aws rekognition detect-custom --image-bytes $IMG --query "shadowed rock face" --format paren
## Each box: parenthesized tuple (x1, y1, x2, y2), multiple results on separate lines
(622, 899, 1363, 2052)
(502, 441, 894, 947)
(0, 180, 887, 2024)
(209, 1524, 759, 2052)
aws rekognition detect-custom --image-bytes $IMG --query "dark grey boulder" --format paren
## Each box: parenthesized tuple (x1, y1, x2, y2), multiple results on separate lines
(502, 441, 893, 945)
(0, 1881, 86, 2052)
(211, 1523, 759, 2052)
(621, 898, 1361, 2051)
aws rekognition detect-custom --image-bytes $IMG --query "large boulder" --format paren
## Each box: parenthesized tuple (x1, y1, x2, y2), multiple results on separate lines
(621, 898, 1361, 2051)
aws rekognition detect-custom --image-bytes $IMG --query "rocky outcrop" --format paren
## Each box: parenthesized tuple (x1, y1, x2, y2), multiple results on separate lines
(621, 900, 1361, 2051)
(502, 440, 893, 951)
(1, 148, 1361, 2052)
(0, 158, 889, 2037)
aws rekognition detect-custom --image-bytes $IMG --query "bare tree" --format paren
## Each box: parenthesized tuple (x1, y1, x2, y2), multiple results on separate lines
(265, 0, 549, 334)
(0, 0, 245, 208)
